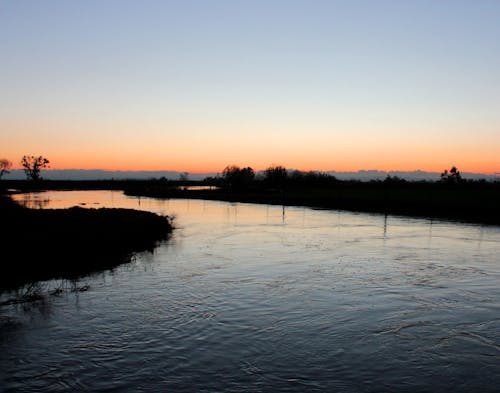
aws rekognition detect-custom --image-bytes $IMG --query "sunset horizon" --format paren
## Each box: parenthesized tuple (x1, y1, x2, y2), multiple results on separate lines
(4, 160, 499, 176)
(2, 1, 499, 177)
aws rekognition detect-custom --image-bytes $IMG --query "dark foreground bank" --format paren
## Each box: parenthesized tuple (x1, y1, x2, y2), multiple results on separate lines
(0, 194, 173, 291)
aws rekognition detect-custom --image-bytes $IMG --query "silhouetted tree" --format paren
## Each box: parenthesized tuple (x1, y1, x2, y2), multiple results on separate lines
(179, 172, 189, 182)
(440, 166, 463, 184)
(264, 165, 288, 187)
(21, 155, 50, 181)
(0, 158, 11, 179)
(222, 165, 255, 190)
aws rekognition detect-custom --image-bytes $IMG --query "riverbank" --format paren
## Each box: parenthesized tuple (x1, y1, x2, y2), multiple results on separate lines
(0, 194, 173, 291)
(3, 178, 500, 226)
(123, 181, 500, 226)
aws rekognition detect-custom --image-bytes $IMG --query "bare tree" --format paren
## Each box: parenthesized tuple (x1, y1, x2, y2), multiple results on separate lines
(21, 155, 50, 181)
(0, 158, 12, 179)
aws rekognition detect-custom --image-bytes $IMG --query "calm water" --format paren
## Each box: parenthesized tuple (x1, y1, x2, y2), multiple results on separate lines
(2, 190, 500, 392)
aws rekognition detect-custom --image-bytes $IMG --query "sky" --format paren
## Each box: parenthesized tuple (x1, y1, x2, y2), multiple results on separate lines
(1, 0, 499, 173)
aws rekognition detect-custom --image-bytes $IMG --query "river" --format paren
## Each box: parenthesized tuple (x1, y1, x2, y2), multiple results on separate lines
(2, 190, 500, 392)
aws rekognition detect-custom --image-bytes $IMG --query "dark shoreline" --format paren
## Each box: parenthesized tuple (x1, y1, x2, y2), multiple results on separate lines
(4, 179, 500, 226)
(0, 193, 173, 291)
(122, 181, 500, 227)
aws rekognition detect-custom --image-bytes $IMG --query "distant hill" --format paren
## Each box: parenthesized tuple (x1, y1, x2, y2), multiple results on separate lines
(3, 169, 496, 182)
(325, 169, 496, 181)
(4, 169, 217, 181)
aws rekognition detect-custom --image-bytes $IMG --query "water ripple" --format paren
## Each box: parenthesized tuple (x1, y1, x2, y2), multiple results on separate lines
(2, 191, 500, 392)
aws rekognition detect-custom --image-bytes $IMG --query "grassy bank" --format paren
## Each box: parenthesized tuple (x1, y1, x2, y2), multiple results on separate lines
(0, 194, 173, 291)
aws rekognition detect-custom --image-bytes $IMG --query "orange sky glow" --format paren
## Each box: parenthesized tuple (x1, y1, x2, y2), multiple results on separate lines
(1, 2, 499, 176)
(4, 143, 498, 175)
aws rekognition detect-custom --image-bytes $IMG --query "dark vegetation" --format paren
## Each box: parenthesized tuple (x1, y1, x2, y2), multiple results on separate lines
(122, 165, 500, 226)
(2, 161, 499, 227)
(0, 193, 173, 291)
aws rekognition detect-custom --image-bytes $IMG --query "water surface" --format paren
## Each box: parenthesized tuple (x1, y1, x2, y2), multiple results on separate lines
(2, 190, 500, 392)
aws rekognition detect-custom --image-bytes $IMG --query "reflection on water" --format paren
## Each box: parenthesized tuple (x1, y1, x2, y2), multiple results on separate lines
(17, 192, 51, 209)
(3, 190, 500, 392)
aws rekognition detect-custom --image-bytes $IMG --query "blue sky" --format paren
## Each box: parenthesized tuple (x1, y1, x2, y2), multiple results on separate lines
(1, 1, 499, 172)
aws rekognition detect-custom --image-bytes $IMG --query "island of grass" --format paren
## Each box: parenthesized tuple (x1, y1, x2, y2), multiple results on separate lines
(0, 194, 173, 291)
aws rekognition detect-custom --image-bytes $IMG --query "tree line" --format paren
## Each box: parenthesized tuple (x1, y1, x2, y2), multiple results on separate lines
(205, 164, 341, 190)
(0, 156, 471, 187)
(0, 155, 50, 181)
(205, 164, 473, 190)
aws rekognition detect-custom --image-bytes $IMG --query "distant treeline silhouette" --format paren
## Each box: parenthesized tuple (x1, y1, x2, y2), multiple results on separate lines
(201, 164, 477, 190)
(204, 164, 340, 190)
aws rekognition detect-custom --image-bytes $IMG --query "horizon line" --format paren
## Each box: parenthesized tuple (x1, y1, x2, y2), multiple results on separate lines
(5, 168, 498, 176)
